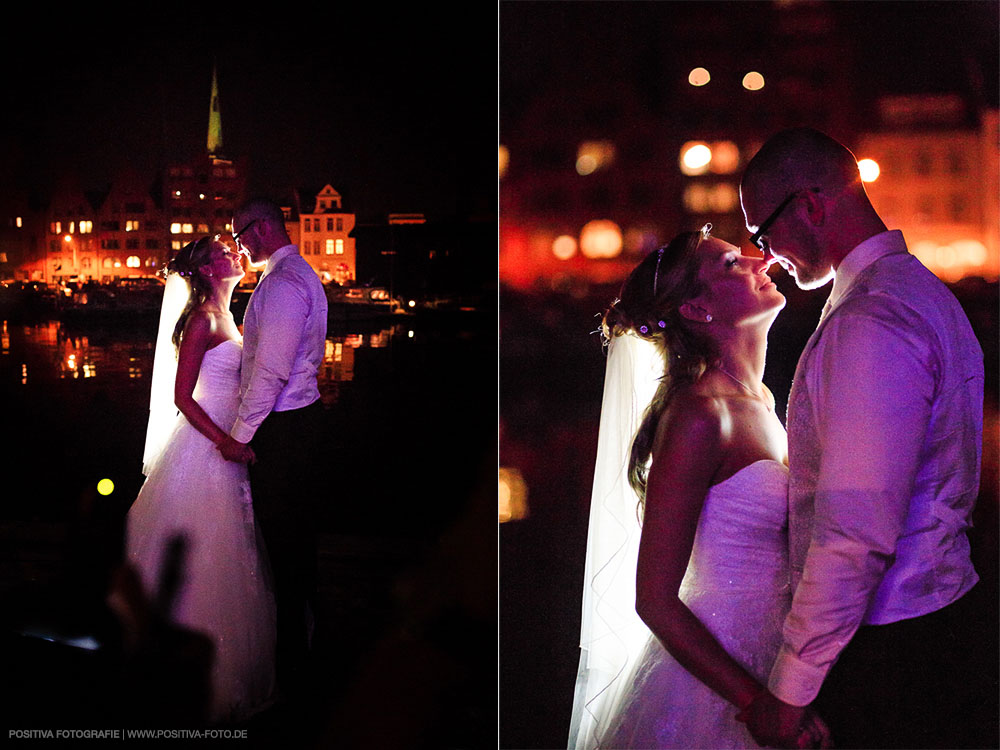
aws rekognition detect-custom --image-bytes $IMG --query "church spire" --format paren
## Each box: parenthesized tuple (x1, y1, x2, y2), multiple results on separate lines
(207, 63, 223, 158)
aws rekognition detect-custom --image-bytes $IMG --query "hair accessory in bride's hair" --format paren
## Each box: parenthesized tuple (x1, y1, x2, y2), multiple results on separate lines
(700, 222, 713, 238)
(658, 320, 666, 328)
(639, 325, 648, 334)
(652, 246, 665, 295)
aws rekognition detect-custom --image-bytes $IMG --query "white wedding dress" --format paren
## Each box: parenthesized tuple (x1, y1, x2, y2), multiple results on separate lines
(597, 459, 792, 749)
(126, 338, 276, 724)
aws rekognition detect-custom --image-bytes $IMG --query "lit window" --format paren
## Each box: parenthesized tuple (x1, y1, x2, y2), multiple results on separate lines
(69, 221, 75, 234)
(335, 239, 344, 254)
(197, 224, 209, 233)
(680, 142, 712, 175)
(182, 223, 193, 234)
(580, 219, 623, 259)
(80, 220, 92, 233)
(326, 239, 335, 255)
(15, 216, 22, 228)
(126, 256, 141, 268)
(51, 221, 61, 234)
(172, 241, 183, 251)
(103, 258, 113, 268)
(126, 220, 140, 232)
(170, 223, 182, 234)
(499, 145, 509, 178)
(709, 141, 740, 174)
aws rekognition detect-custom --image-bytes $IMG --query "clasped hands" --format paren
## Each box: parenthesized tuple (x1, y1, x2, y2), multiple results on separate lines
(736, 690, 832, 749)
(216, 435, 257, 464)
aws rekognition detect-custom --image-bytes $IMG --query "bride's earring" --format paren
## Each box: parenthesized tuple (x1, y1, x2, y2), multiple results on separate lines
(705, 314, 712, 322)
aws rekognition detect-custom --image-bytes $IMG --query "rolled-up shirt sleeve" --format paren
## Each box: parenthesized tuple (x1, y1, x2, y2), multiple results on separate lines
(770, 299, 937, 706)
(231, 276, 309, 443)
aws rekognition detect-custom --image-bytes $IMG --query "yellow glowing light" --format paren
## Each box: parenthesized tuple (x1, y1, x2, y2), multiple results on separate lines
(552, 235, 578, 260)
(63, 235, 72, 243)
(499, 467, 529, 523)
(576, 141, 616, 176)
(742, 72, 765, 91)
(576, 155, 598, 175)
(709, 141, 740, 174)
(858, 158, 880, 182)
(680, 142, 712, 175)
(580, 220, 623, 259)
(97, 478, 115, 496)
(408, 300, 416, 308)
(688, 67, 711, 86)
(499, 145, 509, 178)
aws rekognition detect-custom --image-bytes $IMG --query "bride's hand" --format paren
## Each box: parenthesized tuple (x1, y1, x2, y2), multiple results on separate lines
(795, 710, 832, 749)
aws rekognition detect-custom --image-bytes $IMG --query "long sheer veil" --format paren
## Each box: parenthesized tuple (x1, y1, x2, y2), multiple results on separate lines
(568, 332, 662, 750)
(142, 273, 188, 475)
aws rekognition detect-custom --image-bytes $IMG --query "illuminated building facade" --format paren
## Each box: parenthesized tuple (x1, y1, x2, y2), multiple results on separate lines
(288, 184, 357, 285)
(857, 96, 999, 282)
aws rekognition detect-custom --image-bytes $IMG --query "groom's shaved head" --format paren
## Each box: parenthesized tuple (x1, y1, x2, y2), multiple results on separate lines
(741, 127, 862, 208)
(233, 198, 286, 230)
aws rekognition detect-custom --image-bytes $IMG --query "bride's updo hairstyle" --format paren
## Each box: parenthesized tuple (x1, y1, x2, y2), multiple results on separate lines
(602, 225, 718, 509)
(166, 236, 217, 349)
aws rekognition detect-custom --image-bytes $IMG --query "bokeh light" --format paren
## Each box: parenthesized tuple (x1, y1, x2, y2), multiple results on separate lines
(742, 71, 765, 91)
(580, 220, 624, 259)
(552, 235, 578, 260)
(680, 142, 712, 175)
(499, 145, 510, 178)
(688, 67, 711, 86)
(97, 478, 115, 496)
(858, 158, 881, 182)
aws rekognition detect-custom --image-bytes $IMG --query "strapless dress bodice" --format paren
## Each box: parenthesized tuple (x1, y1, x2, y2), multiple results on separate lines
(681, 459, 790, 593)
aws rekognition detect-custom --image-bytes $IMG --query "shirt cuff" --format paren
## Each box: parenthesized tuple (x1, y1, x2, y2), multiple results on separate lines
(768, 644, 830, 706)
(230, 418, 258, 444)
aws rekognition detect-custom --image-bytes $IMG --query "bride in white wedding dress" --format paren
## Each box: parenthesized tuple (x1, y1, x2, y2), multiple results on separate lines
(125, 236, 275, 724)
(568, 227, 830, 749)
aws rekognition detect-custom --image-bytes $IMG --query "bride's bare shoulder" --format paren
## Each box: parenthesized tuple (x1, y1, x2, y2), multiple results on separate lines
(654, 385, 727, 451)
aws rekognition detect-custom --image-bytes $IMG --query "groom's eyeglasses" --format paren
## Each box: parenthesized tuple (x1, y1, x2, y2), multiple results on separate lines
(232, 219, 258, 245)
(748, 188, 819, 254)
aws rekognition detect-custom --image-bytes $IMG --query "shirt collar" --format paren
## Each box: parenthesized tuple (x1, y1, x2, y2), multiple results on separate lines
(829, 230, 907, 307)
(261, 244, 298, 278)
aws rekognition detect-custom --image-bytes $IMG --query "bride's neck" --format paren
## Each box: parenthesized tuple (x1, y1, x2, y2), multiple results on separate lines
(714, 327, 768, 384)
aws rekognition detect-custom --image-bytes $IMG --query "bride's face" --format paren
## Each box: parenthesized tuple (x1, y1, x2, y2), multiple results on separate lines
(689, 237, 785, 325)
(200, 241, 246, 283)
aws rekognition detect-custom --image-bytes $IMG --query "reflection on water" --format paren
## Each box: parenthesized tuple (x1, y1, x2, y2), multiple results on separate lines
(1, 318, 415, 403)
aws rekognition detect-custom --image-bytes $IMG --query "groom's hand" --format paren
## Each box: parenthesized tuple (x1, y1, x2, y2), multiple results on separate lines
(737, 691, 829, 748)
(217, 435, 254, 464)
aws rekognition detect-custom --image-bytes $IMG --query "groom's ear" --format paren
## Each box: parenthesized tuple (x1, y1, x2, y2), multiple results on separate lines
(801, 189, 826, 227)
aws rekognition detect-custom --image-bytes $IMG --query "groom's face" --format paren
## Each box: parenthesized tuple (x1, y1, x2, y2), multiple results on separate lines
(232, 216, 267, 266)
(741, 189, 833, 291)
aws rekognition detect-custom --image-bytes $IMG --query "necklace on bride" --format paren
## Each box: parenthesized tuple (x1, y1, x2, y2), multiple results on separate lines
(716, 365, 773, 412)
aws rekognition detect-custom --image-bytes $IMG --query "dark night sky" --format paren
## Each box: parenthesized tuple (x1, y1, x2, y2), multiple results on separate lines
(0, 5, 498, 221)
(500, 1, 999, 121)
